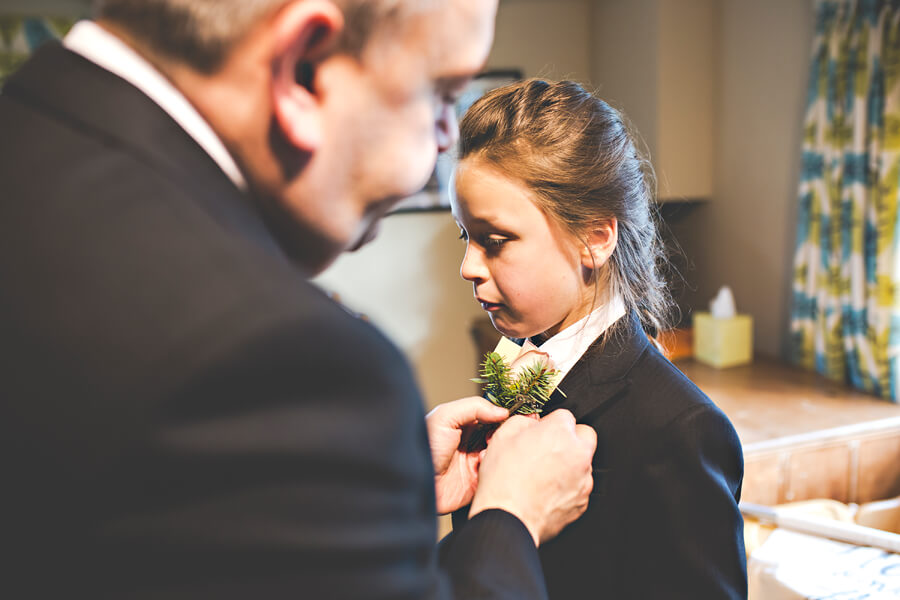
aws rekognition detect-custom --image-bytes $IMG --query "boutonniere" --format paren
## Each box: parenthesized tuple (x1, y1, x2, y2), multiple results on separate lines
(467, 338, 565, 450)
(474, 337, 564, 415)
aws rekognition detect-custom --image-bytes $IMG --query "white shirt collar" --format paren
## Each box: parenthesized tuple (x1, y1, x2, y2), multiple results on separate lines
(521, 296, 627, 381)
(63, 20, 248, 191)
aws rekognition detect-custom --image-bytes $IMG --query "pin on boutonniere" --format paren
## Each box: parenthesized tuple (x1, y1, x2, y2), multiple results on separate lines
(467, 337, 565, 450)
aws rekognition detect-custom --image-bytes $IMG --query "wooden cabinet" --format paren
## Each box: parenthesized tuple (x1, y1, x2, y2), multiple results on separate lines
(591, 0, 715, 201)
(739, 428, 900, 505)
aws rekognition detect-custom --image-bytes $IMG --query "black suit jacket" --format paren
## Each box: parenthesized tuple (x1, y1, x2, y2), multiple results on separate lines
(0, 43, 546, 599)
(455, 313, 747, 599)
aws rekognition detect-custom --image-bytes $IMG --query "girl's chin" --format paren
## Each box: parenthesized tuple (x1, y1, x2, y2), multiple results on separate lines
(488, 315, 543, 340)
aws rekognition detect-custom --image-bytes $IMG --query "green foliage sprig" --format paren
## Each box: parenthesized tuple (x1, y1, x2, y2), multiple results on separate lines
(473, 351, 559, 416)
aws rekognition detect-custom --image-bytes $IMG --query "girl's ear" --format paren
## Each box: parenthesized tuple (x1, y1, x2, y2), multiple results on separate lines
(580, 218, 618, 270)
(270, 0, 344, 152)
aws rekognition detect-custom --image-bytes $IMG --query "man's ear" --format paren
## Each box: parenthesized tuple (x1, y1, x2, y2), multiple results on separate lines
(580, 218, 618, 270)
(271, 0, 344, 152)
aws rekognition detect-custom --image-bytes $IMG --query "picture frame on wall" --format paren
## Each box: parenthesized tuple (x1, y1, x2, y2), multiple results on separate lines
(390, 69, 523, 213)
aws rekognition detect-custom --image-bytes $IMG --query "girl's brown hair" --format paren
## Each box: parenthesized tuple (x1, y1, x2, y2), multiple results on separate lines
(459, 78, 672, 339)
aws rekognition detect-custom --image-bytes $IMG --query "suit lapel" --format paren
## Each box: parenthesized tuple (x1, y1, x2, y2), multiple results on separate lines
(545, 311, 650, 422)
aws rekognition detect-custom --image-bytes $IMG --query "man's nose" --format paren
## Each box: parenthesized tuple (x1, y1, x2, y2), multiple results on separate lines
(436, 105, 458, 154)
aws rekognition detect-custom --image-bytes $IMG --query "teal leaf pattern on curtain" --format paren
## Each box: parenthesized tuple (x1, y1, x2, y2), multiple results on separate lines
(791, 0, 900, 401)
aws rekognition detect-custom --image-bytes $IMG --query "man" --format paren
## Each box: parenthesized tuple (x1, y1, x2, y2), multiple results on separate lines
(0, 0, 596, 598)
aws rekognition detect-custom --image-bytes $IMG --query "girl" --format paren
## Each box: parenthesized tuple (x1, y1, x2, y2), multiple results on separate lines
(450, 79, 747, 599)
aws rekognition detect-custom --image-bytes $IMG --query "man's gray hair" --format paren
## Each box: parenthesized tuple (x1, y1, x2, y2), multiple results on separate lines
(92, 0, 422, 73)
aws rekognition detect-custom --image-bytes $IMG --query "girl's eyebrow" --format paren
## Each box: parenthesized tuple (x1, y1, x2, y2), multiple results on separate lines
(454, 202, 517, 230)
(465, 214, 511, 229)
(462, 218, 519, 239)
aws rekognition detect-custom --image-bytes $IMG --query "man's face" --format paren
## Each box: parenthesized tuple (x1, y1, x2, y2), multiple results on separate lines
(282, 0, 498, 273)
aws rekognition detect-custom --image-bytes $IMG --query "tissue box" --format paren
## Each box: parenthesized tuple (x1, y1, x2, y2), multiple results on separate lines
(693, 312, 753, 368)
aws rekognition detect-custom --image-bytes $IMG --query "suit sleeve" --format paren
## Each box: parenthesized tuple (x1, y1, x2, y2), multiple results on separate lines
(439, 510, 548, 599)
(85, 296, 547, 599)
(627, 404, 748, 599)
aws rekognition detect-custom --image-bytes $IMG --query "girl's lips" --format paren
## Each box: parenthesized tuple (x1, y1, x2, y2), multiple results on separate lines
(477, 298, 503, 311)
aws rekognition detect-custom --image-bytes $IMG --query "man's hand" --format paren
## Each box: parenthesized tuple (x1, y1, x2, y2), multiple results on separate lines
(468, 408, 597, 546)
(426, 397, 509, 515)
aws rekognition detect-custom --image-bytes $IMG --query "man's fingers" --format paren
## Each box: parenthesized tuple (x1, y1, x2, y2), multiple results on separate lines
(574, 423, 598, 452)
(454, 396, 509, 426)
(470, 397, 513, 424)
(429, 396, 509, 428)
(541, 408, 576, 430)
(582, 471, 595, 496)
(493, 414, 540, 440)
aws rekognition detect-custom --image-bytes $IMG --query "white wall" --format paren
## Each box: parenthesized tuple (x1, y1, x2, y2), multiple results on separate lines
(489, 0, 593, 83)
(590, 0, 716, 200)
(674, 0, 814, 358)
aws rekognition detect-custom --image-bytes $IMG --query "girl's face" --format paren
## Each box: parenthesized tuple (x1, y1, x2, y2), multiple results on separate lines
(451, 158, 595, 339)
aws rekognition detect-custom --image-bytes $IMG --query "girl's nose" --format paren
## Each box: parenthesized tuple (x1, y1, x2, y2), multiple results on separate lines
(460, 246, 487, 283)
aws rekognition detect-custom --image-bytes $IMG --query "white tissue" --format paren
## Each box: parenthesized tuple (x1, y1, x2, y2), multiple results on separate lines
(710, 286, 737, 318)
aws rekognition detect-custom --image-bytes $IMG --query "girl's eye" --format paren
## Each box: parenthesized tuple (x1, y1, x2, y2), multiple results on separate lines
(457, 229, 468, 241)
(484, 236, 507, 248)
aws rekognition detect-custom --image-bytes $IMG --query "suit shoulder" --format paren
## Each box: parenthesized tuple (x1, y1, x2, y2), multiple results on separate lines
(631, 344, 711, 407)
(621, 345, 739, 441)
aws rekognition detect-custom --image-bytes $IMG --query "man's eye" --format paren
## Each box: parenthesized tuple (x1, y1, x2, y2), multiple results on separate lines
(441, 83, 467, 106)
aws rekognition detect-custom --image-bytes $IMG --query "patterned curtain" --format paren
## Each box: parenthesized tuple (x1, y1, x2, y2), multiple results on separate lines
(791, 0, 900, 401)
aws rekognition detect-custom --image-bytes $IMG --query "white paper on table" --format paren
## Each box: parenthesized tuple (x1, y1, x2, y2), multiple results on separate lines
(749, 529, 900, 599)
